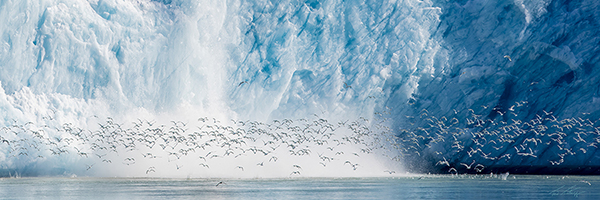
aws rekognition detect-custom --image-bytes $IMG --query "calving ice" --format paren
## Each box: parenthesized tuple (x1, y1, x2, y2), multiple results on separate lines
(0, 0, 599, 176)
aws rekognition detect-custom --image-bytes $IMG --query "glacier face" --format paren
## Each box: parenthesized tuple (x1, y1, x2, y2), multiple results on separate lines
(395, 0, 600, 174)
(0, 0, 440, 121)
(0, 0, 600, 176)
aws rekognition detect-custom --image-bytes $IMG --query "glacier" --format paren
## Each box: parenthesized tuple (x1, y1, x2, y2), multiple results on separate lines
(0, 0, 600, 177)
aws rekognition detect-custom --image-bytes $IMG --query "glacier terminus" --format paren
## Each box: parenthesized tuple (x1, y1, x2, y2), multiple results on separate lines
(0, 0, 599, 176)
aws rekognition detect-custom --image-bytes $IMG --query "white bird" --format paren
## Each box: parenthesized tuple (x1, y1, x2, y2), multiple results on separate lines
(235, 166, 244, 171)
(460, 160, 476, 170)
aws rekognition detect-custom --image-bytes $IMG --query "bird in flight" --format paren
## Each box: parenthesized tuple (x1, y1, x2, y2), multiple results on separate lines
(146, 167, 156, 174)
(343, 82, 352, 89)
(236, 166, 244, 171)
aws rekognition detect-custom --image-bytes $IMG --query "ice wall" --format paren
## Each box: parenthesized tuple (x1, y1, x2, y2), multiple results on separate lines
(1, 0, 600, 176)
(394, 0, 600, 174)
(0, 0, 441, 177)
(0, 0, 441, 121)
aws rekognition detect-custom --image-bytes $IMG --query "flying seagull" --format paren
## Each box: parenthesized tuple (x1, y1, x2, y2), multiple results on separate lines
(343, 82, 352, 89)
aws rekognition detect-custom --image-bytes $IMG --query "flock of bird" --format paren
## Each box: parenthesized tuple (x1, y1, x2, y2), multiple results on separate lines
(1, 100, 599, 177)
(398, 101, 600, 174)
(0, 115, 401, 177)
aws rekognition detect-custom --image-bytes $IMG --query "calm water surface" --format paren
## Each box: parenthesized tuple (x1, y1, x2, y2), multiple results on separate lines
(1, 175, 599, 199)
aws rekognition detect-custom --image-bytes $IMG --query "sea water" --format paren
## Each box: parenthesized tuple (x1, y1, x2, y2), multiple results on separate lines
(1, 175, 599, 199)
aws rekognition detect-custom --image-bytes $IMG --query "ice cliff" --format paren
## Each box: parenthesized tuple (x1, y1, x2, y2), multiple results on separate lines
(0, 0, 599, 176)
